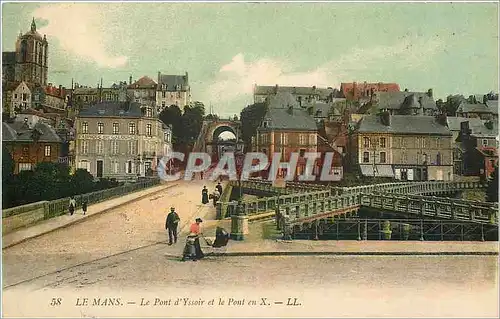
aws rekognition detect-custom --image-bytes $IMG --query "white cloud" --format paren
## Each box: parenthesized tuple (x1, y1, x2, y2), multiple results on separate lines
(33, 3, 128, 68)
(203, 38, 442, 111)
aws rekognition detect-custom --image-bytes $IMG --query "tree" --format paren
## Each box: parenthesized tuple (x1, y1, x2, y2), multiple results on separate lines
(159, 105, 183, 147)
(438, 94, 464, 116)
(2, 146, 15, 207)
(486, 165, 498, 202)
(205, 113, 219, 121)
(2, 146, 14, 181)
(70, 168, 96, 195)
(240, 102, 268, 147)
(179, 102, 205, 147)
(29, 162, 72, 200)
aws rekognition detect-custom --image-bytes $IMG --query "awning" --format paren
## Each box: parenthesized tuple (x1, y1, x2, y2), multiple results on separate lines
(360, 165, 394, 177)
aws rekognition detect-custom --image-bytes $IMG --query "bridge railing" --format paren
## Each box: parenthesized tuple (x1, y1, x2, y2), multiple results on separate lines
(360, 192, 498, 225)
(220, 179, 494, 224)
(229, 187, 336, 217)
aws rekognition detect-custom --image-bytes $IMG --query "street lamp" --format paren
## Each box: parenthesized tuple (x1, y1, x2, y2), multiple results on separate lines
(369, 137, 379, 179)
(234, 138, 245, 200)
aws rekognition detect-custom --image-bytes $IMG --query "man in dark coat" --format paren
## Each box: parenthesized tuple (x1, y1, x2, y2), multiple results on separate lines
(166, 207, 180, 245)
(216, 182, 223, 196)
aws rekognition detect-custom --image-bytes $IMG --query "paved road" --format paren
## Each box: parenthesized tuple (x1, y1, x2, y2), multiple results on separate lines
(2, 179, 217, 288)
(2, 178, 498, 317)
(2, 252, 498, 317)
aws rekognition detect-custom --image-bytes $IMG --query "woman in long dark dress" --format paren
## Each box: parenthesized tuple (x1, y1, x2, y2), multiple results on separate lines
(201, 186, 209, 204)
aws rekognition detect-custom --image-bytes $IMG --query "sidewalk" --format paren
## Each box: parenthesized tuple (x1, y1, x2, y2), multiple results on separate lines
(2, 182, 179, 249)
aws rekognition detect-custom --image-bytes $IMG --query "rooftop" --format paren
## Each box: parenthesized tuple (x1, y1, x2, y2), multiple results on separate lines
(2, 120, 62, 143)
(372, 91, 437, 111)
(259, 92, 318, 132)
(128, 76, 157, 89)
(254, 85, 334, 99)
(446, 116, 498, 137)
(357, 115, 451, 135)
(77, 101, 143, 118)
(456, 101, 498, 115)
(157, 73, 189, 91)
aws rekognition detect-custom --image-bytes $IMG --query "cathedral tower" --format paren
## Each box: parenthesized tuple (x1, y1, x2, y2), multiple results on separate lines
(14, 18, 48, 86)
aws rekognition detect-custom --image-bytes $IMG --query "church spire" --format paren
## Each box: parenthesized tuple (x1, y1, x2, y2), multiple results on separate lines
(31, 17, 36, 32)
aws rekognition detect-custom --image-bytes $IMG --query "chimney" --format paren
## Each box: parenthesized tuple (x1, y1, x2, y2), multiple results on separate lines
(380, 111, 391, 126)
(460, 121, 472, 136)
(275, 84, 279, 93)
(307, 106, 313, 115)
(129, 75, 132, 85)
(418, 97, 424, 115)
(427, 88, 433, 98)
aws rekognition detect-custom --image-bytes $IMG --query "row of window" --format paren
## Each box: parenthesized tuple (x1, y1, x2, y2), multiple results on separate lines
(363, 137, 386, 148)
(258, 133, 316, 145)
(362, 151, 442, 165)
(159, 84, 183, 91)
(21, 145, 52, 157)
(81, 122, 153, 136)
(160, 91, 183, 98)
(362, 137, 445, 149)
(78, 160, 150, 175)
(80, 140, 145, 155)
(13, 93, 29, 101)
(363, 151, 387, 164)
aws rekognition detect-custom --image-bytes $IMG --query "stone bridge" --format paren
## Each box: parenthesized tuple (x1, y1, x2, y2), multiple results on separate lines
(217, 180, 497, 239)
(192, 118, 242, 155)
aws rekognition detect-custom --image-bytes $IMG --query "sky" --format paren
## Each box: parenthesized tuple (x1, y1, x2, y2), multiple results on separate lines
(2, 1, 499, 116)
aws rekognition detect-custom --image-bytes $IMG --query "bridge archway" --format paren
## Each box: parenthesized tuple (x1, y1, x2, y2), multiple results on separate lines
(194, 119, 242, 162)
(212, 125, 237, 142)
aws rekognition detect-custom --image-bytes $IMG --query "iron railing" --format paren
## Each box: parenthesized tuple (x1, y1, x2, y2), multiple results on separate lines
(4, 178, 161, 220)
(288, 218, 498, 241)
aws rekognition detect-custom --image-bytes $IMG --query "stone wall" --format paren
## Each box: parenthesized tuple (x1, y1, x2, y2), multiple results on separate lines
(2, 201, 48, 234)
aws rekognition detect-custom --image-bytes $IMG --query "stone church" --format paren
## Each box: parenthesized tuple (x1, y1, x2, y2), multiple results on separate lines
(2, 18, 49, 86)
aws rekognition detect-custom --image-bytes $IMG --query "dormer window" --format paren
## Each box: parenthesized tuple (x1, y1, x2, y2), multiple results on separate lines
(263, 121, 268, 128)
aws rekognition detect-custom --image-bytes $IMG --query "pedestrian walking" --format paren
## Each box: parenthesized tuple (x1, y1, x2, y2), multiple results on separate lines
(82, 199, 88, 215)
(165, 207, 180, 245)
(202, 186, 209, 204)
(216, 182, 223, 196)
(182, 218, 204, 261)
(212, 189, 220, 207)
(69, 197, 76, 215)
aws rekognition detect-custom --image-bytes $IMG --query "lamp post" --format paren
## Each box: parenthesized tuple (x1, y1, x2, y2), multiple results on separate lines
(235, 139, 245, 200)
(369, 137, 379, 179)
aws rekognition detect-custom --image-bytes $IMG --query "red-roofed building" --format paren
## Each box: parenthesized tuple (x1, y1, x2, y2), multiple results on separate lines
(341, 82, 400, 101)
(44, 83, 67, 111)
